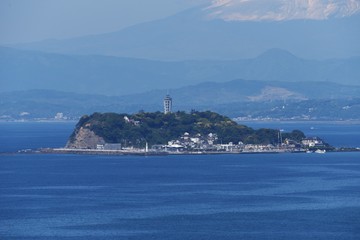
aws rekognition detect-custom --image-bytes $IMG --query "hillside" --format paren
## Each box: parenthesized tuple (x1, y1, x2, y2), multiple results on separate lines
(2, 79, 360, 121)
(8, 7, 360, 60)
(66, 111, 305, 149)
(1, 47, 360, 95)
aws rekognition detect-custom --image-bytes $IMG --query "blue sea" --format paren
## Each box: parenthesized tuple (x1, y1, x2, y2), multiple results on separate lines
(0, 121, 360, 239)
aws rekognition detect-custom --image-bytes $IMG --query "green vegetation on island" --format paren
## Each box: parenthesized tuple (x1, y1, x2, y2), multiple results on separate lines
(69, 111, 305, 148)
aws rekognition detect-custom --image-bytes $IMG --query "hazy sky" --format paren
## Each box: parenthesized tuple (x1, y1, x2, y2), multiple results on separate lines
(0, 0, 205, 44)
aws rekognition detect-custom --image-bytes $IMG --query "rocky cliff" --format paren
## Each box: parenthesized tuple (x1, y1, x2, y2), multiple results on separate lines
(66, 125, 105, 149)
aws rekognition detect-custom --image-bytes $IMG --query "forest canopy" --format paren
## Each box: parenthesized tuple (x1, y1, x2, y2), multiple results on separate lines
(70, 111, 305, 147)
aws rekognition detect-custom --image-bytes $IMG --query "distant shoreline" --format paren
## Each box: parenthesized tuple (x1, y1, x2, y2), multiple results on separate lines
(0, 120, 78, 123)
(2, 147, 357, 157)
(1, 147, 359, 158)
(1, 119, 360, 124)
(236, 120, 360, 125)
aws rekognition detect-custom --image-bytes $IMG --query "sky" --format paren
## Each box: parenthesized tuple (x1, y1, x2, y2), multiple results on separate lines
(0, 0, 205, 44)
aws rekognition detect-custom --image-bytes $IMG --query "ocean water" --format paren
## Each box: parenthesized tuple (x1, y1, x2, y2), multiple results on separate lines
(0, 122, 75, 153)
(0, 122, 360, 239)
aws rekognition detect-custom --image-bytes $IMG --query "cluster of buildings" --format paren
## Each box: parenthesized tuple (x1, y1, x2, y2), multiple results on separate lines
(94, 131, 327, 154)
(150, 131, 303, 153)
(150, 133, 327, 154)
(152, 132, 221, 152)
(301, 137, 324, 148)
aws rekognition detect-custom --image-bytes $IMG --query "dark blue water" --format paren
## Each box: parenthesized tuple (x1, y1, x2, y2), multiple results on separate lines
(0, 122, 75, 153)
(1, 153, 360, 239)
(0, 122, 360, 239)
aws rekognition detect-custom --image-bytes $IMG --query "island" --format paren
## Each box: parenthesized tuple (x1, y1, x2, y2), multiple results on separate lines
(40, 111, 335, 155)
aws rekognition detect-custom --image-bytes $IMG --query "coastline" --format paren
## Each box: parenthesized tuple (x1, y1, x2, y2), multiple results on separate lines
(0, 145, 358, 157)
(236, 119, 360, 125)
(1, 119, 360, 124)
(7, 147, 359, 157)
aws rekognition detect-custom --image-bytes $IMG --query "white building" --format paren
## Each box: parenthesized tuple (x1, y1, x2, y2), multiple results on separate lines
(301, 137, 324, 147)
(164, 94, 172, 114)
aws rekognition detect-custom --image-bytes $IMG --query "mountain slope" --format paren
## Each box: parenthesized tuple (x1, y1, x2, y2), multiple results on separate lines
(121, 79, 360, 106)
(2, 80, 360, 120)
(1, 47, 360, 95)
(8, 7, 360, 60)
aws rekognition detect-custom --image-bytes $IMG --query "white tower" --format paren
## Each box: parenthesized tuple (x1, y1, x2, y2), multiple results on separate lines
(164, 94, 172, 114)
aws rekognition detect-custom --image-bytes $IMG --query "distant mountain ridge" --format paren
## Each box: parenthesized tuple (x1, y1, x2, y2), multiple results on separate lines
(1, 47, 359, 95)
(6, 6, 360, 60)
(122, 79, 360, 105)
(1, 79, 360, 120)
